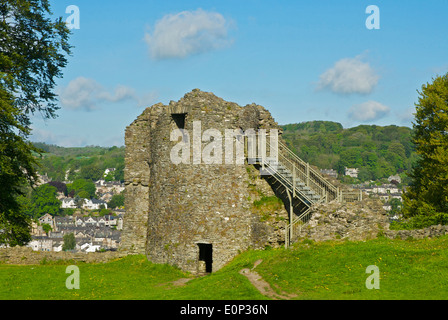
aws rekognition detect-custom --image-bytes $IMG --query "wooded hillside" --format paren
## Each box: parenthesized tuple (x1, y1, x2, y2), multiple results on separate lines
(33, 143, 124, 182)
(280, 121, 417, 182)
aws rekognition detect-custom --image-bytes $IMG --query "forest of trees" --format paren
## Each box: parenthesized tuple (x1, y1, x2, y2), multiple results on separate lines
(280, 121, 418, 183)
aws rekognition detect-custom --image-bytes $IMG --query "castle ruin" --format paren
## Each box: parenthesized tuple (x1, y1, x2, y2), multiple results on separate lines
(120, 89, 348, 274)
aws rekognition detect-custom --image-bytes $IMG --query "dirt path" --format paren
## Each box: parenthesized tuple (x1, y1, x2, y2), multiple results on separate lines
(239, 259, 296, 300)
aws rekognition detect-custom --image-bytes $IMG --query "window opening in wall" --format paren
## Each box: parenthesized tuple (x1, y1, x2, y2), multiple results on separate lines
(172, 113, 186, 129)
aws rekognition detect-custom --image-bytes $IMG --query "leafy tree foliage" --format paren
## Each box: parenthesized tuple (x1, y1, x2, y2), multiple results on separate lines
(62, 232, 76, 251)
(0, 87, 37, 245)
(108, 193, 125, 209)
(67, 179, 96, 199)
(47, 181, 67, 196)
(42, 223, 52, 235)
(0, 0, 71, 246)
(1, 0, 71, 117)
(28, 184, 61, 218)
(78, 163, 103, 181)
(403, 73, 448, 224)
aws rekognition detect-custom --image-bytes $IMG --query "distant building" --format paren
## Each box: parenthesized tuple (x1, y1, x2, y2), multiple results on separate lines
(28, 214, 122, 252)
(61, 198, 77, 209)
(388, 175, 402, 184)
(34, 173, 51, 187)
(345, 167, 359, 178)
(28, 237, 54, 252)
(38, 213, 55, 229)
(103, 168, 116, 178)
(82, 198, 107, 210)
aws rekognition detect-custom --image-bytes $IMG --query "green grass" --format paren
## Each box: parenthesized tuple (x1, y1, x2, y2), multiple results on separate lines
(2, 236, 448, 300)
(257, 237, 448, 299)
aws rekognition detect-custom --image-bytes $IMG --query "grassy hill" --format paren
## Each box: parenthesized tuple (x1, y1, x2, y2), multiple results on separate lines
(280, 121, 418, 183)
(2, 236, 448, 300)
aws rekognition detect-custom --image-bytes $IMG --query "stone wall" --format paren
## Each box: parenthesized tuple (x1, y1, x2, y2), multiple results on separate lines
(295, 199, 389, 242)
(121, 89, 289, 274)
(120, 109, 151, 254)
(0, 247, 124, 265)
(295, 199, 448, 242)
(383, 225, 448, 240)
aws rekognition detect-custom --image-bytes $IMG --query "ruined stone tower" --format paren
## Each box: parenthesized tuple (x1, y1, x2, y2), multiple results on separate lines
(121, 89, 290, 274)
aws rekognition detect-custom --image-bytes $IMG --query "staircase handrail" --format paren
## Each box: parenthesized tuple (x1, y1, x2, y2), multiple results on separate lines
(277, 139, 338, 200)
(263, 138, 326, 204)
(262, 155, 315, 205)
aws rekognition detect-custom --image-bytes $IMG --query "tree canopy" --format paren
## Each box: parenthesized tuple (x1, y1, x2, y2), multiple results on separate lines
(280, 121, 416, 182)
(1, 0, 71, 117)
(403, 73, 448, 226)
(29, 184, 61, 218)
(62, 232, 75, 251)
(67, 179, 97, 199)
(0, 0, 71, 246)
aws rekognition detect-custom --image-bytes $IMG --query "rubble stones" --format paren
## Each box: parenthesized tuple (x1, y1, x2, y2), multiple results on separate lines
(0, 246, 124, 265)
(295, 198, 448, 242)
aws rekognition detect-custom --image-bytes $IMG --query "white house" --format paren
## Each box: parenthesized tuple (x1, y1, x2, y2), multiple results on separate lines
(61, 198, 77, 209)
(53, 242, 63, 252)
(82, 198, 108, 210)
(86, 245, 101, 253)
(28, 238, 53, 252)
(103, 168, 116, 179)
(80, 242, 101, 253)
(372, 185, 400, 195)
(345, 167, 359, 178)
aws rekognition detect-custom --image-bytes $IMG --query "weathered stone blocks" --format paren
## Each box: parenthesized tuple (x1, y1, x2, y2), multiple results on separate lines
(121, 89, 287, 274)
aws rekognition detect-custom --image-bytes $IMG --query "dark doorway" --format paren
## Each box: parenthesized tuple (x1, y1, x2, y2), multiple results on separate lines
(172, 113, 186, 129)
(198, 243, 213, 273)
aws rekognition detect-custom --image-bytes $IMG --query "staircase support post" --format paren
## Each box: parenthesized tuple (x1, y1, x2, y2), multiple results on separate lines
(292, 166, 296, 198)
(286, 189, 293, 248)
(259, 132, 266, 171)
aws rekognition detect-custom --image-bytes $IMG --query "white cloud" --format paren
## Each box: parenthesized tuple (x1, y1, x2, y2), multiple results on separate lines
(59, 77, 157, 110)
(348, 101, 390, 122)
(97, 84, 137, 103)
(317, 56, 379, 94)
(144, 8, 233, 60)
(59, 77, 102, 110)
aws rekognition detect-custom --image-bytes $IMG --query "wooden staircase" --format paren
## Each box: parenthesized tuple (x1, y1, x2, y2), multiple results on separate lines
(245, 132, 362, 248)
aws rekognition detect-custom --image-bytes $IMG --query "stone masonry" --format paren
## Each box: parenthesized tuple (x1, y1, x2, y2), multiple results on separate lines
(121, 89, 289, 274)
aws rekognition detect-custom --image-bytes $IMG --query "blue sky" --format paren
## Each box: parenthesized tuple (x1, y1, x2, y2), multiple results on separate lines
(30, 0, 448, 147)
